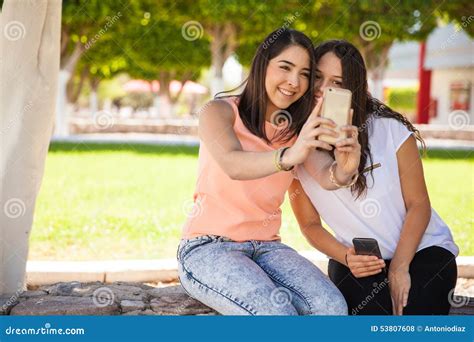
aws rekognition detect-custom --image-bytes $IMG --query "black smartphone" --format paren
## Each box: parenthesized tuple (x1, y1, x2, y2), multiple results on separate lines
(352, 238, 386, 274)
(352, 237, 383, 259)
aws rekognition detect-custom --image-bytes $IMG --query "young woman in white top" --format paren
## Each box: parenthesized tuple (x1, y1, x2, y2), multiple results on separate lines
(290, 40, 459, 315)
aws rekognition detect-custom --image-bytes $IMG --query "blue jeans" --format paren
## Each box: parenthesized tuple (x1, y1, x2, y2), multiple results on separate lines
(177, 234, 347, 315)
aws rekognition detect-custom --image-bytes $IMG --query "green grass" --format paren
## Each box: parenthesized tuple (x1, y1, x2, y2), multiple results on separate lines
(29, 143, 474, 261)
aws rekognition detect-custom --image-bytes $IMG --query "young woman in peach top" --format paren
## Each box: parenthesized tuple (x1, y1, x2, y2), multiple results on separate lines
(177, 30, 361, 315)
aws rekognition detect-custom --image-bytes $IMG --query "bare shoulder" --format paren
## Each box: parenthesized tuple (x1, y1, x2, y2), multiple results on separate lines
(199, 98, 236, 123)
(198, 98, 239, 141)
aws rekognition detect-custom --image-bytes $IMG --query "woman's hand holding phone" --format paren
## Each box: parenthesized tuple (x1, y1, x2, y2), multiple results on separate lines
(345, 247, 386, 278)
(333, 109, 361, 180)
(282, 100, 339, 167)
(314, 88, 361, 180)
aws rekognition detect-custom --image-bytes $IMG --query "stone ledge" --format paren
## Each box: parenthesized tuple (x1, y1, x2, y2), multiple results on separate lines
(1, 282, 217, 316)
(1, 281, 472, 316)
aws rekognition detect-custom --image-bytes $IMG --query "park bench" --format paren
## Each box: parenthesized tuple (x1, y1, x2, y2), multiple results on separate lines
(1, 282, 472, 316)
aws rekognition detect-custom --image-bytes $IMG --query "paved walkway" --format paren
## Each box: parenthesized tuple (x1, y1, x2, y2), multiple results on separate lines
(52, 133, 199, 146)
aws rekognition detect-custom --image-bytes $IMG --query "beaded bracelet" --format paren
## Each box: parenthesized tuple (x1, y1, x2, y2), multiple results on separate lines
(329, 161, 358, 188)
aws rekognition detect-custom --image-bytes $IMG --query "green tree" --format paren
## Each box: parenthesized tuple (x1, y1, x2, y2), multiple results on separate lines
(57, 0, 141, 135)
(436, 0, 474, 37)
(121, 6, 212, 117)
(300, 0, 439, 99)
(157, 0, 304, 95)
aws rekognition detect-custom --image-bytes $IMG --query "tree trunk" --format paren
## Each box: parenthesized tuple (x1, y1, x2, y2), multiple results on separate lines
(369, 69, 385, 101)
(55, 69, 71, 136)
(157, 71, 173, 118)
(0, 0, 62, 295)
(361, 44, 391, 101)
(67, 66, 88, 105)
(55, 40, 84, 136)
(89, 78, 100, 117)
(157, 95, 171, 118)
(209, 23, 237, 96)
(169, 73, 192, 117)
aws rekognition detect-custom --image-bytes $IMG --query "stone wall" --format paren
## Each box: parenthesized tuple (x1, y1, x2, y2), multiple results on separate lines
(0, 282, 216, 316)
(1, 281, 472, 316)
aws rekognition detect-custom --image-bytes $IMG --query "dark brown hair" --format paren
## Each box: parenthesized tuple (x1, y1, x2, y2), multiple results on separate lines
(314, 39, 425, 198)
(217, 29, 316, 144)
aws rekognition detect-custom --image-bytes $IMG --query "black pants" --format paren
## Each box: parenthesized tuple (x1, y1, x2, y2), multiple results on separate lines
(328, 246, 457, 315)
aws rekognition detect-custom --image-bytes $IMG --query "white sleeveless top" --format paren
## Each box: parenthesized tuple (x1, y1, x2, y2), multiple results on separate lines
(296, 117, 459, 259)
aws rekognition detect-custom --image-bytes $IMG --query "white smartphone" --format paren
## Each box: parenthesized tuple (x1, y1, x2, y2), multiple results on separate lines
(318, 87, 352, 145)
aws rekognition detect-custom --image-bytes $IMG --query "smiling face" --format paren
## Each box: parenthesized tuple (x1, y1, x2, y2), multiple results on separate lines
(264, 45, 310, 118)
(314, 52, 343, 102)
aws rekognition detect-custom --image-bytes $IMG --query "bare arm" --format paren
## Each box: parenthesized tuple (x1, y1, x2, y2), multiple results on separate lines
(289, 179, 385, 277)
(199, 99, 338, 180)
(391, 136, 431, 268)
(289, 179, 348, 264)
(389, 135, 431, 314)
(199, 100, 277, 180)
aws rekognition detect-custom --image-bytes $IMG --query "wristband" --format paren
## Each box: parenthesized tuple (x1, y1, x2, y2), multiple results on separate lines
(279, 147, 294, 171)
(329, 161, 358, 188)
(274, 147, 294, 172)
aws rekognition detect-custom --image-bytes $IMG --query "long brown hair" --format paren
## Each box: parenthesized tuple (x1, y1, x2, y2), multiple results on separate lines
(217, 29, 316, 144)
(314, 40, 425, 198)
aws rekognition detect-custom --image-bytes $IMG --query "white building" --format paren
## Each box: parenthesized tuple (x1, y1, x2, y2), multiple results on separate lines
(386, 23, 474, 126)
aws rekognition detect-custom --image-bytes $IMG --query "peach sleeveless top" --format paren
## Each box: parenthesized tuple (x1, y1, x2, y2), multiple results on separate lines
(182, 97, 296, 242)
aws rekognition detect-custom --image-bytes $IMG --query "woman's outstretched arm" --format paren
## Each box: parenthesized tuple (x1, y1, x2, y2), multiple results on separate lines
(199, 99, 337, 180)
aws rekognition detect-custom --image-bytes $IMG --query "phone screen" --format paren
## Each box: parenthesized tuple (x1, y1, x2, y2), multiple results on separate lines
(352, 238, 383, 259)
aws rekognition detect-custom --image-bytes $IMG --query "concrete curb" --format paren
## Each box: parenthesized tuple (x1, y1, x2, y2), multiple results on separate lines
(26, 260, 178, 286)
(26, 253, 474, 286)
